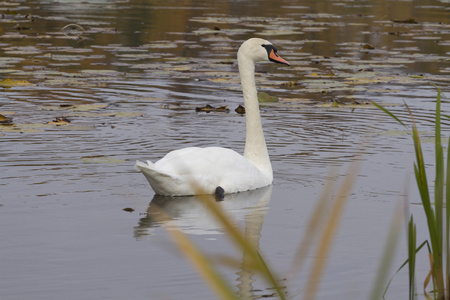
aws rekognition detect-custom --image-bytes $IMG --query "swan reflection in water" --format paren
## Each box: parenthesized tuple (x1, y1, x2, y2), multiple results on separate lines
(134, 186, 273, 298)
(134, 185, 272, 237)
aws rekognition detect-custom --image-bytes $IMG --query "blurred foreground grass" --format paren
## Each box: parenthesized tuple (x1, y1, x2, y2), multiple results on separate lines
(155, 157, 406, 299)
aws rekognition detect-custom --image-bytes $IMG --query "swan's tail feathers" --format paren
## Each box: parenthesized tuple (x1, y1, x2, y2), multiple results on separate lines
(134, 160, 154, 172)
(135, 160, 174, 180)
(134, 160, 183, 196)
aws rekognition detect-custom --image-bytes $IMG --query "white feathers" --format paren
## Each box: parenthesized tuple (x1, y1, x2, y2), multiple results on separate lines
(136, 147, 271, 196)
(135, 38, 284, 196)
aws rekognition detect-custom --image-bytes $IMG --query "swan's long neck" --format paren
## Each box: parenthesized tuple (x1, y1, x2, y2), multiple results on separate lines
(238, 53, 273, 180)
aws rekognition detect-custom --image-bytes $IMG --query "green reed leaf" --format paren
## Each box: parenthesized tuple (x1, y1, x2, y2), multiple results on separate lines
(408, 215, 417, 300)
(369, 100, 407, 128)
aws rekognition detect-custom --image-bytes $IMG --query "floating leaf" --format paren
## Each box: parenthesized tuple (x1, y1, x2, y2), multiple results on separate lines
(215, 106, 230, 113)
(282, 81, 301, 87)
(315, 101, 376, 109)
(362, 44, 375, 50)
(195, 104, 230, 113)
(258, 92, 278, 103)
(0, 78, 32, 87)
(47, 116, 71, 126)
(57, 125, 95, 131)
(235, 105, 245, 114)
(392, 18, 418, 24)
(0, 114, 13, 124)
(0, 125, 42, 133)
(106, 111, 144, 117)
(39, 104, 108, 111)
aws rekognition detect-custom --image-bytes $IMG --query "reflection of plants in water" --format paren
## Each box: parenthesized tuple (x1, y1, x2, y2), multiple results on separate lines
(153, 158, 403, 299)
(374, 87, 450, 300)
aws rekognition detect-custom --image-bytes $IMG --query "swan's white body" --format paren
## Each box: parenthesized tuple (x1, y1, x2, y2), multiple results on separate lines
(135, 38, 289, 196)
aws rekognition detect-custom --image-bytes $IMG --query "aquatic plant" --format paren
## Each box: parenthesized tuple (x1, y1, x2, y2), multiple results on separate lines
(373, 87, 450, 299)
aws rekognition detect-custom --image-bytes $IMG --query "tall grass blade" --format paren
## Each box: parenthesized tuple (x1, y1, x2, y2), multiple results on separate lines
(409, 107, 445, 297)
(196, 193, 287, 300)
(424, 254, 434, 297)
(432, 86, 445, 298)
(159, 209, 239, 300)
(303, 161, 360, 300)
(288, 169, 338, 279)
(370, 200, 403, 300)
(446, 120, 450, 298)
(433, 88, 444, 230)
(369, 101, 407, 127)
(383, 240, 430, 298)
(374, 89, 448, 298)
(409, 215, 417, 300)
(435, 86, 450, 298)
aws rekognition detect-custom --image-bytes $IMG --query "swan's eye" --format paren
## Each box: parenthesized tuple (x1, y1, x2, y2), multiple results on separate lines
(261, 44, 278, 56)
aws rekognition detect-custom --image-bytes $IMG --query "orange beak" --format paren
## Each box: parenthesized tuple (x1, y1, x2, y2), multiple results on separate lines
(269, 49, 290, 66)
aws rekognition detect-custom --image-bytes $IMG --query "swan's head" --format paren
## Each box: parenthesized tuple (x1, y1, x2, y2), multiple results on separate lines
(238, 38, 290, 66)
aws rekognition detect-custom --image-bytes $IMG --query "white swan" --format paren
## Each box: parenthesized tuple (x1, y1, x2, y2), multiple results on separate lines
(135, 38, 289, 196)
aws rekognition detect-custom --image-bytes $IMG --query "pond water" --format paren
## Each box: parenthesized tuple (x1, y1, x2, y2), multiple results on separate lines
(1, 0, 450, 299)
